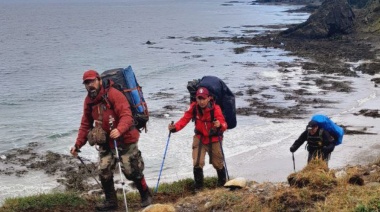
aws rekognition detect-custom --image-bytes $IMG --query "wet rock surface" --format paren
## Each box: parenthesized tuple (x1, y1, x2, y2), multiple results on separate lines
(1, 1, 380, 210)
(152, 0, 380, 120)
(0, 142, 100, 192)
(354, 109, 380, 118)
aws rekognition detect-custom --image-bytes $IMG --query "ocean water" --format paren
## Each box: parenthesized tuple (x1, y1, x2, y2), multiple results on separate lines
(0, 0, 378, 204)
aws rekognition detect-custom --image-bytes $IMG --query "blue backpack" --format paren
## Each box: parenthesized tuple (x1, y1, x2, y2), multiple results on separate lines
(311, 114, 344, 145)
(101, 66, 149, 132)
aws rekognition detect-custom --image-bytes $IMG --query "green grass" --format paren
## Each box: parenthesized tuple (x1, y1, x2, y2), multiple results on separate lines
(155, 176, 219, 194)
(1, 172, 379, 212)
(0, 192, 88, 212)
(355, 198, 380, 212)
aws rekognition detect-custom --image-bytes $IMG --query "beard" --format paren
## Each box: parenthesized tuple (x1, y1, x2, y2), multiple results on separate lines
(87, 86, 100, 99)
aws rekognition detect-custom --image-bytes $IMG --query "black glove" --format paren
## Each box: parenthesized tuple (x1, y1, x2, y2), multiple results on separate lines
(290, 146, 296, 153)
(209, 128, 220, 136)
(168, 122, 176, 133)
(322, 146, 333, 154)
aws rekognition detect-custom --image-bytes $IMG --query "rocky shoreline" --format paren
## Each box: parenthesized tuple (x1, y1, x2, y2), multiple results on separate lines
(152, 0, 380, 120)
(1, 0, 380, 209)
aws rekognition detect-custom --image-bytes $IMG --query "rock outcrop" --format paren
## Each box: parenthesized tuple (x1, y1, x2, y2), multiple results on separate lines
(281, 0, 355, 38)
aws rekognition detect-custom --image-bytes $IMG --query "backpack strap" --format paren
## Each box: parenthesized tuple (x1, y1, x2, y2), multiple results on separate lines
(101, 92, 113, 110)
(101, 87, 137, 132)
(319, 128, 324, 139)
(192, 105, 197, 122)
(210, 109, 215, 123)
(101, 80, 113, 110)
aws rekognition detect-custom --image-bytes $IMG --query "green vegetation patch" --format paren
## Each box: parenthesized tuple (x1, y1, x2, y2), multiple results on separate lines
(288, 158, 337, 191)
(355, 198, 380, 212)
(156, 177, 219, 194)
(0, 192, 88, 212)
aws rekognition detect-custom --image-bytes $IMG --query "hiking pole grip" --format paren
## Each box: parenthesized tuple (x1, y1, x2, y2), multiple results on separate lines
(155, 121, 174, 193)
(169, 121, 174, 137)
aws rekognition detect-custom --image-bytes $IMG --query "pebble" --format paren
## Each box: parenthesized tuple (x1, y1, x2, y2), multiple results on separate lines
(0, 155, 6, 160)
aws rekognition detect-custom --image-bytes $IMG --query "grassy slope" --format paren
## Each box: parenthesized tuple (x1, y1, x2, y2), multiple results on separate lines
(2, 2, 380, 212)
(1, 158, 380, 212)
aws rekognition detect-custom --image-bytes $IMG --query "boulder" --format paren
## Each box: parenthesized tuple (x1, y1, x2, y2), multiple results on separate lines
(142, 204, 176, 212)
(281, 0, 355, 38)
(224, 177, 247, 189)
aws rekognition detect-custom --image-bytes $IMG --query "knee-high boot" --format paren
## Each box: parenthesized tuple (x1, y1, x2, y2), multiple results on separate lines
(193, 167, 204, 190)
(216, 167, 226, 187)
(134, 176, 153, 208)
(95, 177, 118, 211)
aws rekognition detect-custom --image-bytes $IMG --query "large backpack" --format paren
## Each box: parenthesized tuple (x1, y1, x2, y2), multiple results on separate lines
(187, 76, 237, 129)
(101, 66, 149, 132)
(310, 114, 344, 145)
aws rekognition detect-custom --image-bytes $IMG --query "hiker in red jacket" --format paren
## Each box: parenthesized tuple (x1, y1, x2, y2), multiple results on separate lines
(70, 70, 152, 211)
(290, 120, 335, 164)
(168, 87, 228, 191)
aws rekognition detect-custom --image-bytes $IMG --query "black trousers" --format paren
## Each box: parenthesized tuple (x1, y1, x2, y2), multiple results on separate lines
(307, 148, 331, 163)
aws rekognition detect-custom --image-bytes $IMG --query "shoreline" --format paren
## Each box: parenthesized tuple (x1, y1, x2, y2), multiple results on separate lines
(226, 77, 380, 183)
(1, 0, 380, 206)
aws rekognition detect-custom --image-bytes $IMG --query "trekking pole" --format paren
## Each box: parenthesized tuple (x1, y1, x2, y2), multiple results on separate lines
(75, 149, 102, 189)
(109, 116, 128, 212)
(219, 137, 230, 181)
(292, 153, 296, 172)
(155, 121, 174, 193)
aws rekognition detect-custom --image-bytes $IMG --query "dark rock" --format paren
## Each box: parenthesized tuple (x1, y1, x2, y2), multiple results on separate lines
(281, 0, 355, 38)
(371, 78, 380, 84)
(355, 63, 380, 75)
(354, 109, 380, 118)
(348, 174, 364, 185)
(349, 0, 371, 9)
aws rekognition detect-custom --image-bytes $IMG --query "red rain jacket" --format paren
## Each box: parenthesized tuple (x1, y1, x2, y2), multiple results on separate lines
(174, 101, 227, 144)
(75, 82, 139, 149)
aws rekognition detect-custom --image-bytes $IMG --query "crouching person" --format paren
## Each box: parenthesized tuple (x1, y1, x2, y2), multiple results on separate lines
(290, 120, 335, 165)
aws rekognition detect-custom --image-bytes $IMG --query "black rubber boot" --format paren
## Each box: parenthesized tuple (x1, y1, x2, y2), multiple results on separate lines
(193, 167, 204, 192)
(95, 178, 118, 211)
(216, 167, 227, 187)
(134, 177, 153, 208)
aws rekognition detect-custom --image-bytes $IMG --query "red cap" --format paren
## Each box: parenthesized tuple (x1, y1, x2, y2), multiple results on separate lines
(196, 87, 209, 98)
(82, 70, 100, 83)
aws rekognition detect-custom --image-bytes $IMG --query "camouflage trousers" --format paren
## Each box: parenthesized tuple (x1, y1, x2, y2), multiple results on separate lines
(98, 143, 145, 181)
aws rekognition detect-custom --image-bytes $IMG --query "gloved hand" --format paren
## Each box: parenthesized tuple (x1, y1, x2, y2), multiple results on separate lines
(209, 128, 220, 136)
(290, 146, 296, 153)
(168, 123, 176, 133)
